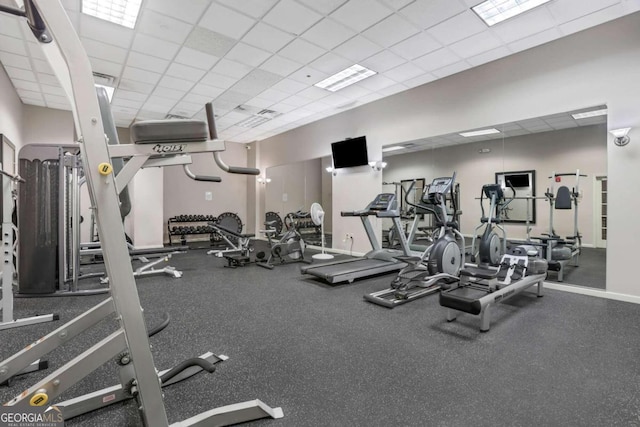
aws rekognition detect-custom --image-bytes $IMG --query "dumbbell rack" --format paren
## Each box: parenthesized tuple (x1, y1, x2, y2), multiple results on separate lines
(286, 212, 322, 245)
(167, 214, 217, 245)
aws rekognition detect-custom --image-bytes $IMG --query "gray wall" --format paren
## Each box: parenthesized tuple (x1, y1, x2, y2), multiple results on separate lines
(264, 158, 322, 221)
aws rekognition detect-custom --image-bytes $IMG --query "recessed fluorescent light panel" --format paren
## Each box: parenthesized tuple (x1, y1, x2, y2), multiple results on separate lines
(382, 146, 405, 152)
(315, 64, 377, 92)
(95, 84, 115, 102)
(82, 0, 142, 29)
(459, 128, 501, 137)
(472, 0, 553, 26)
(572, 109, 608, 119)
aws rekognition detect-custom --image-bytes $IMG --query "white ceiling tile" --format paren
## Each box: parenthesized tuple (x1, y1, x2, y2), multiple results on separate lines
(624, 0, 640, 13)
(17, 89, 44, 101)
(259, 55, 303, 77)
(310, 52, 352, 74)
(217, 0, 279, 19)
(427, 11, 486, 45)
(46, 102, 72, 111)
(131, 33, 181, 61)
(146, 0, 212, 24)
(216, 90, 253, 108)
(403, 72, 436, 88)
(0, 14, 22, 39)
(282, 94, 312, 107)
(547, 0, 619, 23)
(152, 86, 185, 101)
(229, 69, 282, 93)
(166, 63, 207, 82)
(288, 66, 328, 85)
(431, 60, 470, 78)
(302, 100, 332, 112)
(376, 82, 409, 96)
(331, 0, 393, 32)
(112, 97, 144, 109)
(263, 0, 323, 35)
(302, 18, 356, 50)
(199, 2, 257, 39)
(23, 98, 47, 107)
(466, 46, 512, 67)
(400, 0, 466, 29)
(278, 38, 326, 63)
(559, 4, 625, 36)
(201, 72, 238, 90)
(191, 83, 226, 98)
(333, 35, 384, 62)
(12, 79, 40, 92)
(172, 100, 204, 115)
(225, 43, 271, 67)
(122, 66, 162, 85)
(362, 14, 420, 48)
(258, 88, 291, 102)
(111, 105, 139, 116)
(297, 0, 349, 14)
(44, 93, 69, 105)
(360, 50, 406, 72)
(184, 27, 236, 57)
(158, 75, 196, 92)
(269, 102, 298, 113)
(81, 38, 128, 63)
(175, 47, 219, 70)
(137, 10, 193, 44)
(382, 62, 425, 82)
(296, 86, 331, 101)
(79, 14, 133, 48)
(26, 43, 45, 60)
(320, 93, 352, 107)
(137, 110, 167, 120)
(356, 73, 397, 91)
(335, 84, 372, 99)
(245, 97, 276, 109)
(115, 78, 153, 96)
(183, 93, 215, 106)
(358, 92, 386, 105)
(271, 78, 308, 94)
(507, 28, 563, 54)
(490, 6, 555, 44)
(448, 31, 503, 58)
(141, 101, 174, 114)
(37, 73, 60, 86)
(0, 52, 30, 70)
(40, 84, 66, 96)
(88, 57, 123, 77)
(413, 48, 460, 71)
(389, 32, 442, 60)
(380, 0, 417, 10)
(211, 58, 252, 79)
(242, 23, 295, 53)
(127, 52, 170, 73)
(0, 36, 27, 55)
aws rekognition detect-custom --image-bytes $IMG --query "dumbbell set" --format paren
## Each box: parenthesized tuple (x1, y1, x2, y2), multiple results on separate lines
(169, 225, 217, 235)
(171, 214, 217, 222)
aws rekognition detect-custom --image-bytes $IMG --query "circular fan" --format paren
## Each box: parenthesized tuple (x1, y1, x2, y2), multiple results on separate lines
(309, 203, 333, 260)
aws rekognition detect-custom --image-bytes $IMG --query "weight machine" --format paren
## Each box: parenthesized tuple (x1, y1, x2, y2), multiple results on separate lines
(0, 2, 282, 425)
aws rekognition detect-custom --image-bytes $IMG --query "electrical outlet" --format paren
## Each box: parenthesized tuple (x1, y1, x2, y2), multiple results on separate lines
(205, 191, 212, 201)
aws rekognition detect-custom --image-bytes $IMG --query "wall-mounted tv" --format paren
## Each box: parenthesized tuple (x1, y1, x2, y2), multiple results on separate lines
(331, 136, 368, 169)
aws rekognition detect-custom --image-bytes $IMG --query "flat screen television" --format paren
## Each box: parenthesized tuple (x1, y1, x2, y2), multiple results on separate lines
(331, 136, 368, 169)
(505, 173, 530, 188)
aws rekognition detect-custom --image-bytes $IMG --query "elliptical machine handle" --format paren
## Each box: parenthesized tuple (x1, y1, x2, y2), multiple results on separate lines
(403, 180, 437, 216)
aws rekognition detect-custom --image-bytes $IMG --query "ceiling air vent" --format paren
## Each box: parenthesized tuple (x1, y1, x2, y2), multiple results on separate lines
(92, 72, 117, 86)
(234, 105, 281, 128)
(165, 114, 189, 120)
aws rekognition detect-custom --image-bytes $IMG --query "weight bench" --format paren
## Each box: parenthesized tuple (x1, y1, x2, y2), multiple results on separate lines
(207, 223, 255, 262)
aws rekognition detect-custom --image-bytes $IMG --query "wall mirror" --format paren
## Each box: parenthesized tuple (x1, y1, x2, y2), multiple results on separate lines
(0, 134, 16, 221)
(495, 170, 536, 224)
(380, 105, 607, 291)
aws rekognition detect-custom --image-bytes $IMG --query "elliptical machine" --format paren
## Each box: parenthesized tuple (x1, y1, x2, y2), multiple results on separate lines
(365, 173, 465, 308)
(469, 183, 515, 267)
(257, 212, 306, 269)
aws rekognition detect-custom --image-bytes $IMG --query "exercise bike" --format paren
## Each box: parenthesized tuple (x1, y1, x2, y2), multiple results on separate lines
(365, 174, 465, 308)
(257, 212, 307, 269)
(469, 183, 515, 267)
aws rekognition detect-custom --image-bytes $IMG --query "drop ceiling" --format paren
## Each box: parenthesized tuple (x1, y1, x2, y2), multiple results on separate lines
(0, 0, 637, 143)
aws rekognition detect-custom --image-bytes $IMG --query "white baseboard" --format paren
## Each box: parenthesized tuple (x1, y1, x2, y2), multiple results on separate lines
(544, 282, 640, 304)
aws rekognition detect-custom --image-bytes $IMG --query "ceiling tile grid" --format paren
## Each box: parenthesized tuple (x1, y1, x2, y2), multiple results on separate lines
(0, 0, 632, 138)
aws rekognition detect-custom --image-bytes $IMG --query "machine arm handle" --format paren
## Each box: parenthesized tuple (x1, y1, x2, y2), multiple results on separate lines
(183, 165, 222, 182)
(0, 170, 25, 183)
(204, 102, 260, 176)
(403, 180, 437, 216)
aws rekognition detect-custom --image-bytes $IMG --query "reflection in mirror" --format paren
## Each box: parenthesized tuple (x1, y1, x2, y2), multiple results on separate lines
(495, 170, 536, 224)
(264, 157, 332, 247)
(382, 106, 607, 290)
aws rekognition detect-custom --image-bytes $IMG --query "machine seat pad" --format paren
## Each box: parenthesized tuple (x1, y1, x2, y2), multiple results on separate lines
(131, 119, 208, 144)
(460, 266, 497, 280)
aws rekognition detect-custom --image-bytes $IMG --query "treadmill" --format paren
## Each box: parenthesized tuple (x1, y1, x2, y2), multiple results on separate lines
(300, 193, 411, 284)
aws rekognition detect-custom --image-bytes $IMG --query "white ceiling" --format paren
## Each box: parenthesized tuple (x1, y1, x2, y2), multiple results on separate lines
(0, 0, 637, 143)
(385, 105, 608, 155)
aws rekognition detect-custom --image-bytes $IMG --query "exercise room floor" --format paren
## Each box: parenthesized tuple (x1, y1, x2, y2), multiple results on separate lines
(2, 247, 639, 426)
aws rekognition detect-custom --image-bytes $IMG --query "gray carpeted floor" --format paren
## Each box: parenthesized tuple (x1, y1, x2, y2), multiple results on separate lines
(1, 245, 638, 426)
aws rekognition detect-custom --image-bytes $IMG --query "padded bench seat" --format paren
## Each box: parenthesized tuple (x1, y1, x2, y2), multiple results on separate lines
(131, 119, 208, 144)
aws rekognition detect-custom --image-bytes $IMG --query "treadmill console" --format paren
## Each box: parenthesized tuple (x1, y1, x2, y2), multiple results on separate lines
(369, 193, 396, 211)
